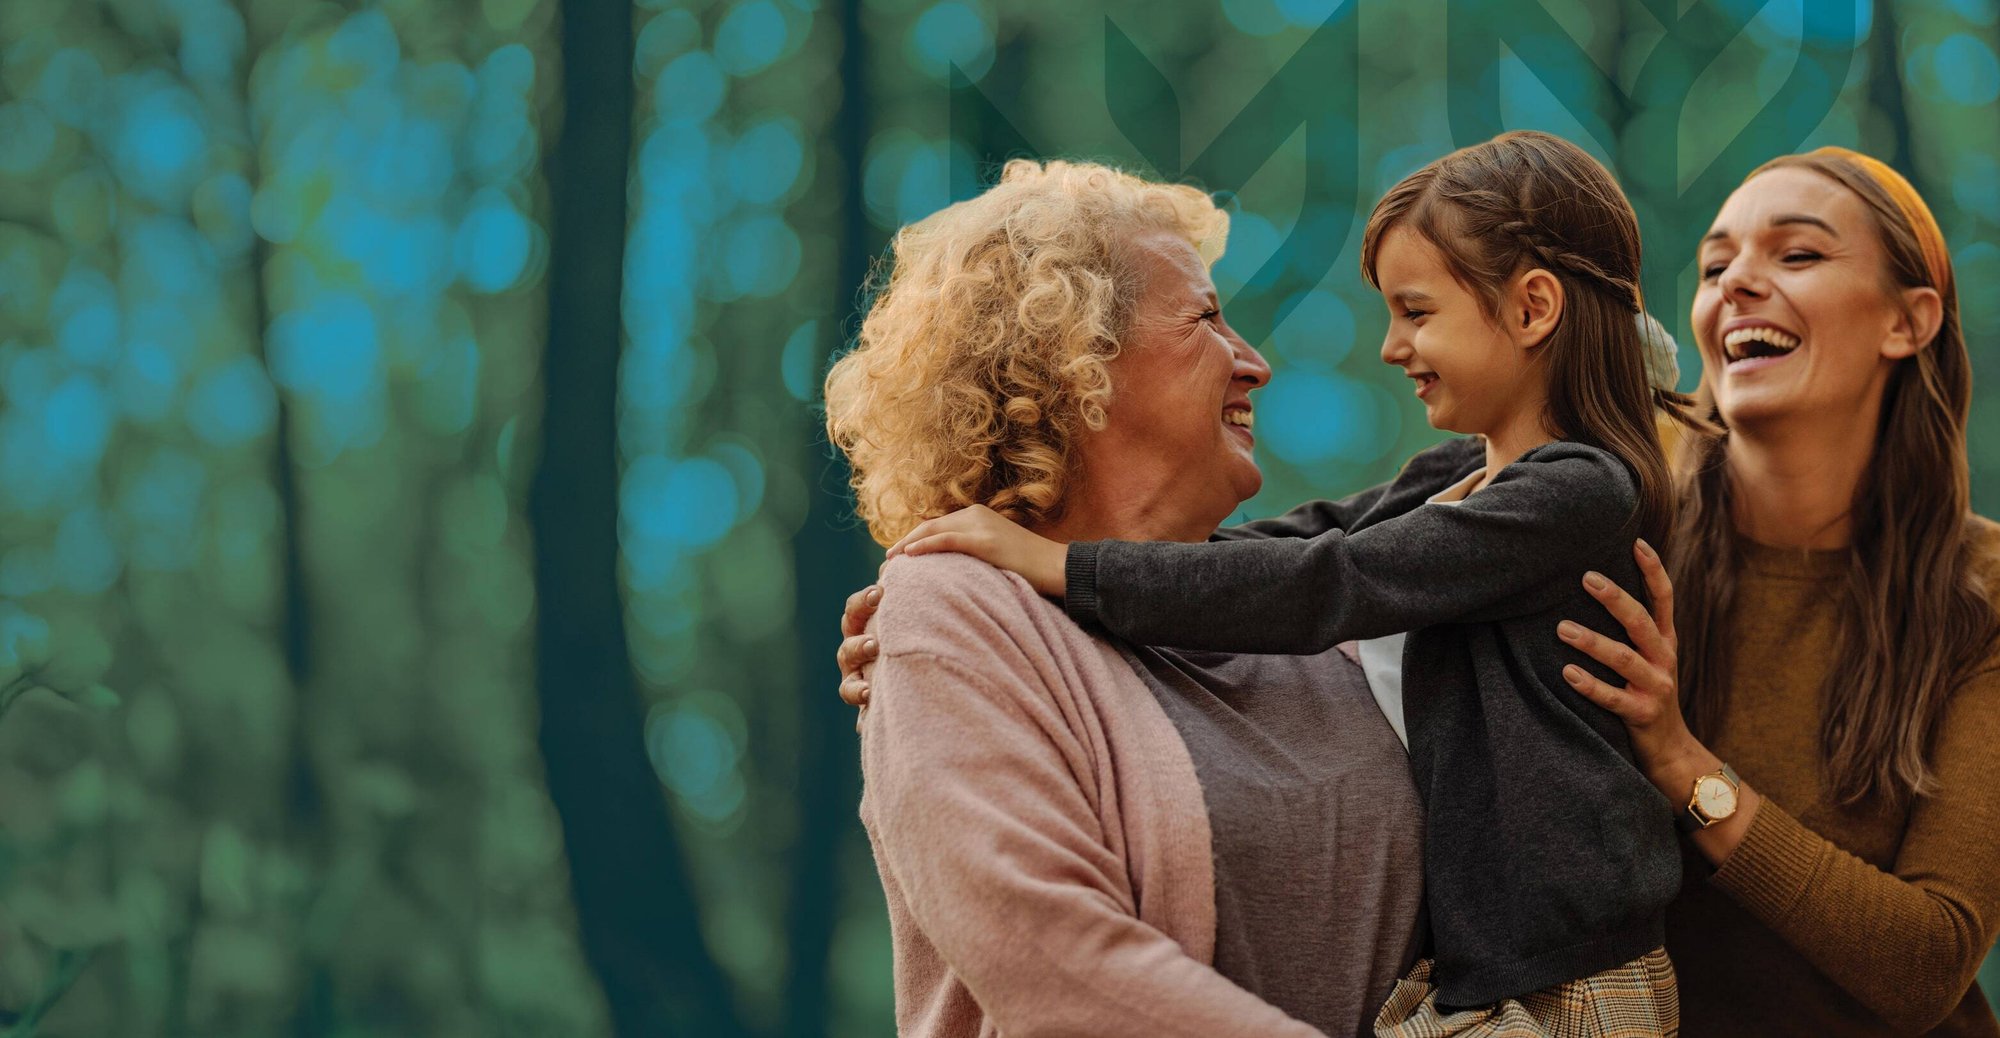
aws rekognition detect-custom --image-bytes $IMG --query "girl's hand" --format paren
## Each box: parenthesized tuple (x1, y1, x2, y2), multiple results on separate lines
(1555, 539, 1695, 767)
(886, 505, 1068, 597)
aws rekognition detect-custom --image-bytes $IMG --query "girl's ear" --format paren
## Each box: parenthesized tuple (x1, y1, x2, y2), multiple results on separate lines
(1512, 268, 1564, 349)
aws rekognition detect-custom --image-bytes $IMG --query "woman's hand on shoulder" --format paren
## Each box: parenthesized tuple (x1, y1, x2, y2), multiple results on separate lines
(887, 505, 1069, 598)
(1555, 538, 1693, 764)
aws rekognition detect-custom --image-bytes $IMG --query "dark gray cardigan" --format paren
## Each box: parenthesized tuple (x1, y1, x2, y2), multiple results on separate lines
(1063, 436, 1682, 1006)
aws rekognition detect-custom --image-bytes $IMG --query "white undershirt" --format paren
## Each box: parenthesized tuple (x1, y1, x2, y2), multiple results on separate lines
(1353, 467, 1486, 751)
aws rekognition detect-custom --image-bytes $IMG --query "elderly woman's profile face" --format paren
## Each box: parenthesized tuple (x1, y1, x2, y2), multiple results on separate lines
(1088, 230, 1271, 516)
(1693, 166, 1930, 428)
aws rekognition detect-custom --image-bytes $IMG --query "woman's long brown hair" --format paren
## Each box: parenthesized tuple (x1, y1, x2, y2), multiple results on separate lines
(1361, 130, 1699, 552)
(1672, 152, 1998, 809)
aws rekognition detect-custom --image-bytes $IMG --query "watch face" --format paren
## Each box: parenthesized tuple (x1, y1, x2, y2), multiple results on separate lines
(1695, 775, 1737, 818)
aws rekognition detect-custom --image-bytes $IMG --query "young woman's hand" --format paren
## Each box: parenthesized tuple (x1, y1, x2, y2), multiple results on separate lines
(1558, 538, 1762, 861)
(836, 584, 883, 727)
(886, 505, 1068, 597)
(1555, 539, 1697, 768)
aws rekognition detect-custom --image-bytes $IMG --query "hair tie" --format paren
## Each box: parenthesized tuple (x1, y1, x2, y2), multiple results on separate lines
(1637, 311, 1680, 392)
(1805, 147, 1952, 297)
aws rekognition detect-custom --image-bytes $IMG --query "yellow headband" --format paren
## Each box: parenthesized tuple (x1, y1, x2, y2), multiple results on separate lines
(1803, 146, 1953, 299)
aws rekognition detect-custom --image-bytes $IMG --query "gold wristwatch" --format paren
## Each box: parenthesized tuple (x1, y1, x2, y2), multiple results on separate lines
(1676, 763, 1741, 834)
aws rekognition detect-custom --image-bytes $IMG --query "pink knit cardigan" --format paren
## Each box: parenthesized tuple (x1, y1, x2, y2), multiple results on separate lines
(859, 553, 1326, 1037)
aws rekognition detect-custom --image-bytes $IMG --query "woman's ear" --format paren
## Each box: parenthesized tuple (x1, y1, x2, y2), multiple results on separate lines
(1882, 285, 1943, 360)
(1512, 268, 1564, 349)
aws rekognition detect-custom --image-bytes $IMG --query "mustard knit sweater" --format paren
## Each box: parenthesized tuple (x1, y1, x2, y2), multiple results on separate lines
(1669, 518, 2000, 1035)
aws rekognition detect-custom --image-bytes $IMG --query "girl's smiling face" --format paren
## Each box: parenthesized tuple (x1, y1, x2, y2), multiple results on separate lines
(1373, 225, 1557, 446)
(1693, 166, 1941, 429)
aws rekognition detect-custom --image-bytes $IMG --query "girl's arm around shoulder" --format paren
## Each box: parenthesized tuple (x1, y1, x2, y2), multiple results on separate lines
(1067, 441, 1640, 654)
(1211, 437, 1484, 541)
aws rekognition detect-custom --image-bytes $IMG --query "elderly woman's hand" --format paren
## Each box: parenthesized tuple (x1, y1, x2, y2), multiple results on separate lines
(836, 584, 882, 728)
(1555, 539, 1693, 766)
(887, 505, 1069, 597)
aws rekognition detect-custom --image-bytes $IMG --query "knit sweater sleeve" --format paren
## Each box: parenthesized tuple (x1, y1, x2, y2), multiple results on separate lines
(1067, 442, 1636, 654)
(859, 555, 1326, 1038)
(1707, 664, 2000, 1032)
(1209, 482, 1393, 541)
(1212, 438, 1483, 542)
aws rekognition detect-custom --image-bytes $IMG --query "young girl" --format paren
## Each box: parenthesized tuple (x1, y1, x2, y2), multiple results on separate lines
(886, 131, 1698, 1032)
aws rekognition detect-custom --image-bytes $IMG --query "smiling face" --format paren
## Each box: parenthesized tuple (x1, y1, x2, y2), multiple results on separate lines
(1086, 230, 1270, 523)
(1694, 166, 1934, 429)
(1373, 225, 1551, 444)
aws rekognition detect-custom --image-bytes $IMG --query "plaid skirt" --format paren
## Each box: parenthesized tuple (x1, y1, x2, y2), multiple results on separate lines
(1373, 948, 1678, 1038)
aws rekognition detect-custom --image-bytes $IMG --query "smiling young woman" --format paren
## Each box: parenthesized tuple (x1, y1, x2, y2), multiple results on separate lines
(1554, 147, 2000, 1037)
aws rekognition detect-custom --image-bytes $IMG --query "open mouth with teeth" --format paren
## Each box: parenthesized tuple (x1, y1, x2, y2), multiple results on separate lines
(1410, 372, 1439, 398)
(1723, 325, 1801, 365)
(1223, 407, 1254, 436)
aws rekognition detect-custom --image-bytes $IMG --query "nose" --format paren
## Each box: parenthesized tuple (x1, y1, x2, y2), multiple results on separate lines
(1716, 254, 1767, 304)
(1380, 327, 1411, 366)
(1231, 329, 1271, 388)
(1214, 309, 1270, 387)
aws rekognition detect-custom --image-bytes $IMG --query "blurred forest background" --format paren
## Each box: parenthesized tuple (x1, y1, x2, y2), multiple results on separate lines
(3, 0, 2000, 1034)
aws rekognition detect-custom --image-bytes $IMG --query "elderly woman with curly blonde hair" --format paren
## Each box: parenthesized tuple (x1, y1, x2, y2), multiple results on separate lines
(824, 159, 1427, 1037)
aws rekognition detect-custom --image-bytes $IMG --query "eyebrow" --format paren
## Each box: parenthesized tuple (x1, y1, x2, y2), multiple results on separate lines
(1702, 213, 1841, 245)
(1391, 289, 1436, 305)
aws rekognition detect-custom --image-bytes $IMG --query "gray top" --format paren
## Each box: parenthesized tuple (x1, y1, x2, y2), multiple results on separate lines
(1113, 641, 1426, 1038)
(1067, 438, 1682, 1006)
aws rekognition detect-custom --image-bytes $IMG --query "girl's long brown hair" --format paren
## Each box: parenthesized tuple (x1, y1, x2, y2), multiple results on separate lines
(1361, 130, 1698, 551)
(1672, 152, 1998, 809)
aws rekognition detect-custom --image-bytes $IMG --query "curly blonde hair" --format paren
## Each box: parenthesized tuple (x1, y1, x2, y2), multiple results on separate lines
(825, 158, 1228, 545)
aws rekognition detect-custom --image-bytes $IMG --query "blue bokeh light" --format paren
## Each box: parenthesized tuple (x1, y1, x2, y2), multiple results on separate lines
(1934, 34, 2000, 106)
(115, 342, 182, 425)
(1269, 290, 1355, 370)
(456, 190, 535, 293)
(715, 1, 790, 76)
(719, 214, 801, 299)
(728, 119, 805, 206)
(622, 454, 740, 555)
(780, 321, 819, 402)
(268, 294, 384, 407)
(1256, 370, 1391, 465)
(1220, 0, 1287, 37)
(328, 10, 401, 82)
(186, 356, 278, 448)
(658, 52, 726, 122)
(907, 2, 994, 81)
(115, 81, 210, 206)
(53, 268, 120, 368)
(33, 49, 104, 127)
(42, 374, 115, 470)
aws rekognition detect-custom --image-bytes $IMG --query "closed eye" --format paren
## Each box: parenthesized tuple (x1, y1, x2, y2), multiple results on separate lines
(1402, 309, 1429, 321)
(1200, 308, 1219, 321)
(1783, 251, 1823, 264)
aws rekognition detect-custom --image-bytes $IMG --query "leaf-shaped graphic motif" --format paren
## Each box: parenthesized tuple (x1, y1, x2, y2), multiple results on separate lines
(1109, 5, 1361, 348)
(1106, 18, 1185, 178)
(952, 65, 1048, 205)
(952, 7, 1361, 351)
(948, 64, 1041, 203)
(1446, 0, 1866, 383)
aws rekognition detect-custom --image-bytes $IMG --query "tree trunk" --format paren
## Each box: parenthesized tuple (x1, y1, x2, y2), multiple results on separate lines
(530, 0, 744, 1033)
(781, 1, 881, 1035)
